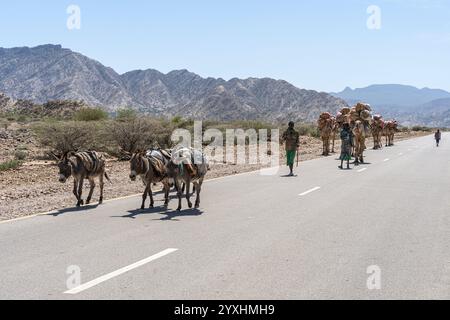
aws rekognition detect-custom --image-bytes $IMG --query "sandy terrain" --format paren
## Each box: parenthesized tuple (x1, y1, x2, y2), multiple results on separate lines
(0, 125, 429, 221)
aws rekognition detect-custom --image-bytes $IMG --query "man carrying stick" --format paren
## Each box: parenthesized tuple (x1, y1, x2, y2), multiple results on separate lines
(282, 121, 300, 177)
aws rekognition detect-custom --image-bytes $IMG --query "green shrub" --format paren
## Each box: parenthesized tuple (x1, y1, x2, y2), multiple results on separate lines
(14, 150, 28, 161)
(17, 144, 28, 151)
(116, 108, 137, 122)
(17, 115, 29, 123)
(0, 120, 8, 130)
(171, 116, 183, 125)
(74, 108, 109, 122)
(0, 160, 21, 171)
(411, 125, 432, 132)
(399, 126, 409, 133)
(109, 118, 176, 155)
(33, 121, 102, 154)
(296, 123, 320, 138)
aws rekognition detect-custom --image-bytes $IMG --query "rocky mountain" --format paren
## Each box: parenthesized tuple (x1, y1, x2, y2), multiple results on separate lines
(0, 92, 85, 119)
(391, 98, 450, 127)
(332, 84, 450, 127)
(0, 45, 348, 122)
(332, 84, 450, 108)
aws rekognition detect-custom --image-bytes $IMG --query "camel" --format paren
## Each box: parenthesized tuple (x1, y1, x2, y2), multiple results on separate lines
(319, 118, 334, 156)
(330, 118, 340, 154)
(352, 120, 366, 165)
(371, 118, 385, 150)
(384, 121, 398, 147)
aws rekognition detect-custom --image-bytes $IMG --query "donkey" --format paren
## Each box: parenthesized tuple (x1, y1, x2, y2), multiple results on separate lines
(129, 149, 171, 210)
(56, 151, 110, 207)
(167, 147, 208, 211)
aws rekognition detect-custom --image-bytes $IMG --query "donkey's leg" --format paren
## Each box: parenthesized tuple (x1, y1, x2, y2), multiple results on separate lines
(194, 180, 203, 209)
(77, 178, 85, 206)
(86, 177, 95, 205)
(73, 179, 80, 206)
(99, 174, 104, 204)
(141, 183, 149, 210)
(185, 179, 193, 209)
(163, 181, 170, 207)
(148, 183, 154, 208)
(176, 180, 183, 211)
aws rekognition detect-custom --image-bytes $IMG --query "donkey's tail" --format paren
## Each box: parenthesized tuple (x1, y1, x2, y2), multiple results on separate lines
(105, 172, 112, 183)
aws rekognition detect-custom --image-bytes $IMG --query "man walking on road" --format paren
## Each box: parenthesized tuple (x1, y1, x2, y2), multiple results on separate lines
(282, 121, 300, 177)
(339, 123, 354, 170)
(435, 129, 442, 147)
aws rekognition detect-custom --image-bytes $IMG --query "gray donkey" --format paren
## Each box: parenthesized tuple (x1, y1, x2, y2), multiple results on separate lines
(129, 149, 172, 210)
(167, 147, 208, 211)
(56, 151, 110, 207)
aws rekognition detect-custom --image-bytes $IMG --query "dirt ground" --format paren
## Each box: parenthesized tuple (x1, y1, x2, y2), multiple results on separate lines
(0, 124, 430, 221)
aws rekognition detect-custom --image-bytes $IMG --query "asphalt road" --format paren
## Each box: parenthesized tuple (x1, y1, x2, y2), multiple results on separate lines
(1, 133, 449, 300)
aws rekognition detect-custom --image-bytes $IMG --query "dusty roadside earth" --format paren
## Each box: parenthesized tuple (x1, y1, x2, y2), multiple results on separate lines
(0, 130, 429, 221)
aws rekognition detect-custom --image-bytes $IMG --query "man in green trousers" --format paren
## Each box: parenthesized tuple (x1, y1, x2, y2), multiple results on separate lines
(282, 121, 300, 176)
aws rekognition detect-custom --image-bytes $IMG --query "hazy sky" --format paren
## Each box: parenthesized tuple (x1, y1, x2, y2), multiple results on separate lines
(0, 0, 449, 92)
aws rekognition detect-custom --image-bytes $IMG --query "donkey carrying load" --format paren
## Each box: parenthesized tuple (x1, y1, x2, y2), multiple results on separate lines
(167, 147, 209, 211)
(129, 149, 172, 210)
(56, 151, 110, 207)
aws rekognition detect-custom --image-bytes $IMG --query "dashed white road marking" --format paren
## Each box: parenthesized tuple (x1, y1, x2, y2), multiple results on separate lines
(299, 187, 321, 196)
(398, 153, 404, 156)
(64, 248, 178, 295)
(383, 158, 390, 162)
(357, 168, 367, 173)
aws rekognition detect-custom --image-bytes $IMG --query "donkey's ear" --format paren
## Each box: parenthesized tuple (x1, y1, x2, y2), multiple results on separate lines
(123, 150, 132, 156)
(50, 151, 61, 161)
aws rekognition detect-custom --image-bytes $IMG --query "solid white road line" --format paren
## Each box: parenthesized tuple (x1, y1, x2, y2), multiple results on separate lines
(299, 187, 321, 196)
(357, 168, 367, 173)
(64, 248, 178, 295)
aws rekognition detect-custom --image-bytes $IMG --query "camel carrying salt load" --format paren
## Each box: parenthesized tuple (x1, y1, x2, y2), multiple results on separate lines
(349, 103, 373, 165)
(317, 112, 335, 156)
(336, 107, 351, 125)
(318, 112, 332, 130)
(384, 120, 399, 147)
(371, 115, 385, 150)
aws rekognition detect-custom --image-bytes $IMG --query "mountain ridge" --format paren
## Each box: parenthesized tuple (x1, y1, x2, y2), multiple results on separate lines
(0, 44, 348, 122)
(332, 84, 450, 108)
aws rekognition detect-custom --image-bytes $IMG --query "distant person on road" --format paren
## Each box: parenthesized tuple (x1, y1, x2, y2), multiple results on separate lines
(339, 123, 354, 170)
(435, 129, 442, 147)
(282, 121, 300, 176)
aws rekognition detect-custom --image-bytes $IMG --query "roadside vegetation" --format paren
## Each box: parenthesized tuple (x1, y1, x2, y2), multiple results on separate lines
(0, 160, 21, 172)
(0, 105, 441, 170)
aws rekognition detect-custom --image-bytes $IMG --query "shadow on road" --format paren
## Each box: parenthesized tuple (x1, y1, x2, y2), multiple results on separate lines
(113, 203, 204, 221)
(155, 208, 204, 221)
(47, 204, 100, 217)
(116, 206, 169, 219)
